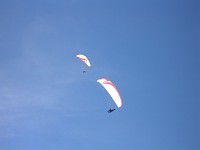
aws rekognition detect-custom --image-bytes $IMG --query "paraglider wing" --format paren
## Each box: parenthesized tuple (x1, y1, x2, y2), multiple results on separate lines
(76, 54, 91, 67)
(97, 78, 122, 108)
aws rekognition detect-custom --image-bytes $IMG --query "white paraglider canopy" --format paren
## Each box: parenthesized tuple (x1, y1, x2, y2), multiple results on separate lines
(97, 78, 122, 108)
(76, 54, 91, 67)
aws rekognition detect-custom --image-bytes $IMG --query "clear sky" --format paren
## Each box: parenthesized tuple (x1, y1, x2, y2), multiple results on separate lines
(0, 0, 199, 150)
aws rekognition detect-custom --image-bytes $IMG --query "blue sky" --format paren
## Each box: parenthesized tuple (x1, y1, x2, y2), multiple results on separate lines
(0, 0, 199, 150)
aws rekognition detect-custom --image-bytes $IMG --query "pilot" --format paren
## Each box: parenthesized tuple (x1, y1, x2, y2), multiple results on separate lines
(108, 108, 115, 113)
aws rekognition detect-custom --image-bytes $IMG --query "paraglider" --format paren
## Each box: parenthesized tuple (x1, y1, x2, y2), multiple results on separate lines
(74, 53, 123, 113)
(97, 78, 122, 113)
(76, 54, 91, 73)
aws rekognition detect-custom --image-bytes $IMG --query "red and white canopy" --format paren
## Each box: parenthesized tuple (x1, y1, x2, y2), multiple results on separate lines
(97, 78, 122, 108)
(76, 54, 91, 67)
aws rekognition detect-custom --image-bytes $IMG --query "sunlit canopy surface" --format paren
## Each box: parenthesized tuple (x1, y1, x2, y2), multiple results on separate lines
(76, 54, 91, 67)
(97, 78, 122, 108)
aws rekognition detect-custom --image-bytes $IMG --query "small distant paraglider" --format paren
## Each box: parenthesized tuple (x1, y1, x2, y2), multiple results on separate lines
(97, 78, 122, 113)
(76, 54, 91, 73)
